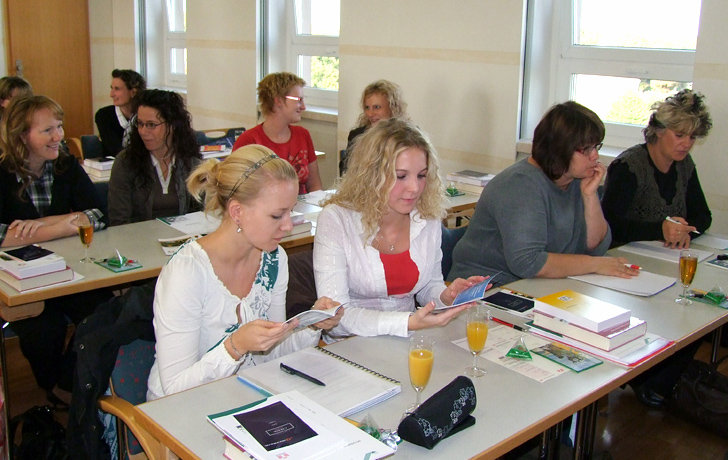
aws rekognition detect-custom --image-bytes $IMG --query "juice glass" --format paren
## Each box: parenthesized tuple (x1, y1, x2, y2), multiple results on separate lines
(465, 305, 489, 377)
(676, 249, 698, 305)
(407, 333, 434, 414)
(77, 223, 94, 263)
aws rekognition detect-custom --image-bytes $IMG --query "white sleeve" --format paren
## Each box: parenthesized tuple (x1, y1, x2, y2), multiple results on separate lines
(153, 253, 241, 396)
(314, 207, 410, 338)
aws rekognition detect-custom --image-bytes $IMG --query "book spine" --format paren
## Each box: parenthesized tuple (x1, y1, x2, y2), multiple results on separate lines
(315, 346, 400, 384)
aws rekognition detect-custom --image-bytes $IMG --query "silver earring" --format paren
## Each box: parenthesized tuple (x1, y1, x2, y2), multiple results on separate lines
(236, 221, 242, 233)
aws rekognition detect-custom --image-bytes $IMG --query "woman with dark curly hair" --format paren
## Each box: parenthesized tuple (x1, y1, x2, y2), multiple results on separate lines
(108, 89, 202, 225)
(602, 89, 713, 248)
(95, 69, 147, 157)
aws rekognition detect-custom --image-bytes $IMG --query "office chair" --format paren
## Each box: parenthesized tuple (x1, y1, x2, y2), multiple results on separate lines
(81, 135, 104, 160)
(441, 224, 468, 280)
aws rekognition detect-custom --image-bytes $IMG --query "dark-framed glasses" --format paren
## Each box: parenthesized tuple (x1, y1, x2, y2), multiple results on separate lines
(576, 142, 603, 155)
(133, 120, 166, 130)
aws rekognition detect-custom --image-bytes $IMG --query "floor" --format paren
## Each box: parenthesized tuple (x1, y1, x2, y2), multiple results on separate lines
(3, 335, 728, 459)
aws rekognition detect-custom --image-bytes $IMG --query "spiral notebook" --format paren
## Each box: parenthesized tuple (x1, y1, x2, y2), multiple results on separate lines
(237, 346, 400, 418)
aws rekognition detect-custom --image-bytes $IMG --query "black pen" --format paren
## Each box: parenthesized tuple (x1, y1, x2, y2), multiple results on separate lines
(280, 363, 326, 386)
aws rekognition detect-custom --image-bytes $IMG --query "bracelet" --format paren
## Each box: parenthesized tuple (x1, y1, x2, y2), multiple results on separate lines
(228, 335, 244, 360)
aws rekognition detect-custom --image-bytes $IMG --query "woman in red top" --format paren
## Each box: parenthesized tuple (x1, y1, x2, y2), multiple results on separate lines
(233, 72, 323, 194)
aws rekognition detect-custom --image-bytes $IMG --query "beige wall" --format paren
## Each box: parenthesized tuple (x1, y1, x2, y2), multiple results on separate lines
(693, 0, 728, 233)
(338, 0, 526, 176)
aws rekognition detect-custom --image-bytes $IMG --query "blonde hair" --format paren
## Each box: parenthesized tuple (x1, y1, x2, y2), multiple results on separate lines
(187, 144, 298, 216)
(0, 95, 66, 196)
(355, 80, 409, 129)
(644, 89, 712, 144)
(323, 118, 446, 240)
(257, 72, 307, 118)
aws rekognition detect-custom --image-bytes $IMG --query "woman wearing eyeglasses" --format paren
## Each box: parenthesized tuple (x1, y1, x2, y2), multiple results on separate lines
(449, 101, 637, 285)
(108, 89, 202, 225)
(232, 72, 323, 194)
(601, 89, 713, 249)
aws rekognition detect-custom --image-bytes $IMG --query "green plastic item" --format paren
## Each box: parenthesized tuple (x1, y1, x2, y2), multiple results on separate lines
(506, 336, 532, 360)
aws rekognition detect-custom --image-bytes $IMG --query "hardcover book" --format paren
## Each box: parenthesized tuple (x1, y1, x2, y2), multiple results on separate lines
(532, 312, 647, 351)
(535, 289, 631, 333)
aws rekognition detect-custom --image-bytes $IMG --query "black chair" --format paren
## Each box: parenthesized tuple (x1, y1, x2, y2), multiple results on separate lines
(286, 250, 317, 320)
(441, 224, 468, 280)
(81, 135, 104, 160)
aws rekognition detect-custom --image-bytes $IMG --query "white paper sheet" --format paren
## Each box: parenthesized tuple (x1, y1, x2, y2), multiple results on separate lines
(157, 212, 221, 235)
(693, 232, 728, 250)
(568, 270, 676, 296)
(617, 240, 713, 263)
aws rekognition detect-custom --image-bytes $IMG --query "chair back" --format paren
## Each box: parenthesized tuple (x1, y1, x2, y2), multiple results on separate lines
(81, 135, 104, 160)
(66, 137, 84, 162)
(286, 250, 317, 320)
(441, 224, 468, 280)
(111, 339, 156, 458)
(225, 127, 246, 142)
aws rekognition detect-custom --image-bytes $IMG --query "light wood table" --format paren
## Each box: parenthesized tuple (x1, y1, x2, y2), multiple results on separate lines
(133, 242, 728, 460)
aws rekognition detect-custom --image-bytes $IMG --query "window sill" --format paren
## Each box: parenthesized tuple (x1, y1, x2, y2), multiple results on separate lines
(302, 106, 338, 124)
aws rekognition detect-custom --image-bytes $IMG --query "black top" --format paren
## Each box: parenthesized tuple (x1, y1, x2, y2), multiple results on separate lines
(601, 144, 711, 246)
(94, 105, 126, 157)
(0, 153, 109, 231)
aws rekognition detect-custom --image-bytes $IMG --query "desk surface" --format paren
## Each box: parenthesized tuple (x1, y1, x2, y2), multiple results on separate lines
(135, 242, 728, 460)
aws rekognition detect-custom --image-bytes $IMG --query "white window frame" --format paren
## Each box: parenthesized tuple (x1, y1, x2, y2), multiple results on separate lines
(140, 0, 186, 90)
(521, 0, 697, 149)
(163, 0, 187, 88)
(263, 0, 339, 110)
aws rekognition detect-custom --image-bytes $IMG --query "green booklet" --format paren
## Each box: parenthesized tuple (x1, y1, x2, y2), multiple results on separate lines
(531, 343, 603, 373)
(94, 258, 142, 273)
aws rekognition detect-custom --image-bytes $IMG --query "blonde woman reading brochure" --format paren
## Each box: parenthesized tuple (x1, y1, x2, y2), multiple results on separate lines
(313, 118, 485, 339)
(147, 145, 342, 400)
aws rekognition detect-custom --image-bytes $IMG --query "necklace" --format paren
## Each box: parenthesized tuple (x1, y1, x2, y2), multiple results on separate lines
(375, 225, 403, 253)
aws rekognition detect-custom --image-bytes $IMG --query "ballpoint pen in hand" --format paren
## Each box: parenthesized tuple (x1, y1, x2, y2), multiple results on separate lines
(665, 216, 700, 235)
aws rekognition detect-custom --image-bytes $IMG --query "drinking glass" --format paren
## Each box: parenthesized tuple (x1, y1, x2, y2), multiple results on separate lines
(465, 305, 490, 377)
(676, 249, 698, 305)
(407, 333, 434, 414)
(77, 223, 94, 263)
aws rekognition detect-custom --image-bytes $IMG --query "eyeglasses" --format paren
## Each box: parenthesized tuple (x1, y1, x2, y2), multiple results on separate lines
(285, 95, 305, 104)
(576, 143, 603, 155)
(133, 120, 166, 130)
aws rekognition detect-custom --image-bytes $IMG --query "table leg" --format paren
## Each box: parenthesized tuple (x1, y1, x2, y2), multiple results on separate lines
(573, 402, 598, 460)
(1, 324, 9, 460)
(711, 327, 723, 364)
(539, 420, 562, 460)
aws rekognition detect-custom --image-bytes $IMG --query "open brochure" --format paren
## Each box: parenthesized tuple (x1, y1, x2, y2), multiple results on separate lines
(238, 346, 400, 418)
(436, 274, 499, 310)
(208, 391, 394, 460)
(285, 305, 343, 328)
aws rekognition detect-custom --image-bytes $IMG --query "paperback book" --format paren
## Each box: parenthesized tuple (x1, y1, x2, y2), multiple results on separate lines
(535, 289, 631, 333)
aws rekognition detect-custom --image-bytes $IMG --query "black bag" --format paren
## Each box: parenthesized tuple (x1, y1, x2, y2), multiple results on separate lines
(667, 355, 728, 438)
(9, 405, 69, 460)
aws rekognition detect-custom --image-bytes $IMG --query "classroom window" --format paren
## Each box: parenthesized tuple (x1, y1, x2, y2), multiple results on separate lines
(521, 0, 702, 148)
(263, 0, 340, 109)
(141, 0, 187, 90)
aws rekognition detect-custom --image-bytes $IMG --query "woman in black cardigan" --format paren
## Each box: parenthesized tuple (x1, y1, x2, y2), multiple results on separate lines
(0, 95, 111, 406)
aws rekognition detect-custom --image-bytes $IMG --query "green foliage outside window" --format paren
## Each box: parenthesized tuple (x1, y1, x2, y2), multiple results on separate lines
(310, 56, 339, 90)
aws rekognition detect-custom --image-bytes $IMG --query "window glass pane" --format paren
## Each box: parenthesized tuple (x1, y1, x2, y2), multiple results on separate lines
(573, 74, 691, 125)
(298, 55, 339, 90)
(574, 0, 701, 50)
(170, 48, 188, 75)
(166, 0, 186, 33)
(294, 0, 340, 36)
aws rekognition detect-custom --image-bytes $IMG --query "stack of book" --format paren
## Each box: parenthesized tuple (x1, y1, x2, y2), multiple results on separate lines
(0, 245, 73, 291)
(445, 169, 495, 195)
(532, 290, 647, 351)
(82, 156, 115, 179)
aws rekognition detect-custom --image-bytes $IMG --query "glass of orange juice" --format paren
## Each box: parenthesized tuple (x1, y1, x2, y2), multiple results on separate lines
(407, 333, 434, 414)
(676, 249, 698, 305)
(77, 222, 94, 263)
(465, 305, 489, 377)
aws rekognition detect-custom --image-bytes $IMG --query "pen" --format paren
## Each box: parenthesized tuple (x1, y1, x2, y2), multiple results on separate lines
(665, 216, 701, 235)
(624, 263, 641, 270)
(280, 363, 326, 386)
(492, 317, 527, 332)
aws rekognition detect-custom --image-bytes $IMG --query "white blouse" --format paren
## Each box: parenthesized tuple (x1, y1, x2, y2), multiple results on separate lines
(147, 241, 320, 400)
(313, 204, 447, 339)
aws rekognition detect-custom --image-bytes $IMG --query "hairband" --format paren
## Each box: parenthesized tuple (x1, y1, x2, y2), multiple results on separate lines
(227, 154, 279, 198)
